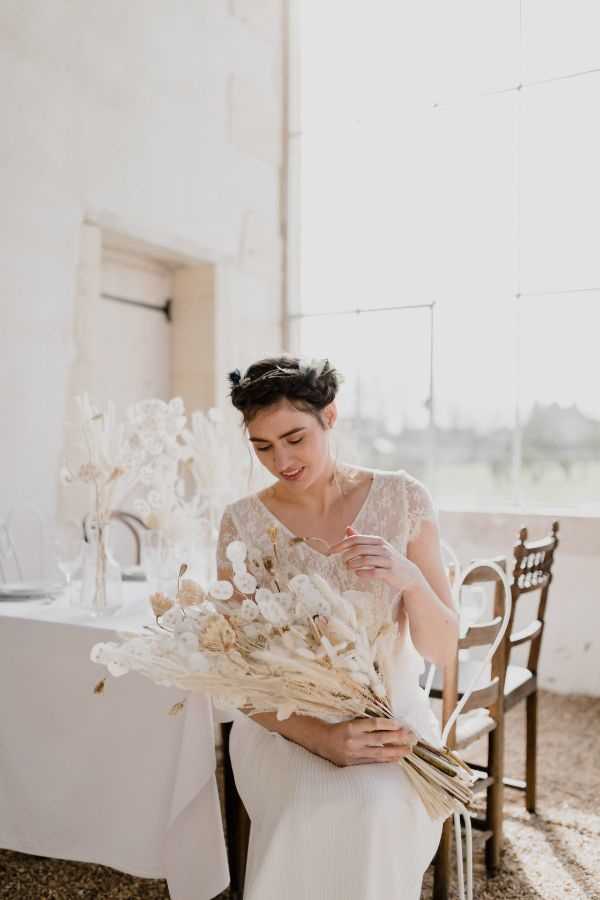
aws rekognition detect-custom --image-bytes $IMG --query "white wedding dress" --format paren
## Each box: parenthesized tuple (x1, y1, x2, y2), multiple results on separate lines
(216, 469, 443, 900)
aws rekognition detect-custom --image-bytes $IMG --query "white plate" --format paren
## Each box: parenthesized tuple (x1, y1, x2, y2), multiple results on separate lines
(0, 581, 64, 599)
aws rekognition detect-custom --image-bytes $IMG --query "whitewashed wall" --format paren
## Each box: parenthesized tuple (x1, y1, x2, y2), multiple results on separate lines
(440, 509, 600, 697)
(0, 0, 285, 522)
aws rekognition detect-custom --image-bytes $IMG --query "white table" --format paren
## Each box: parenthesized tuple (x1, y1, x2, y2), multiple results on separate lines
(0, 585, 230, 899)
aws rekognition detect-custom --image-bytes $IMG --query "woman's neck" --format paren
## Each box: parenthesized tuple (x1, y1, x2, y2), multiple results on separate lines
(269, 460, 347, 517)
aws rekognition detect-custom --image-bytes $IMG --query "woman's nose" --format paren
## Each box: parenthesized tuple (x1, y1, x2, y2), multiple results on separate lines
(273, 448, 294, 472)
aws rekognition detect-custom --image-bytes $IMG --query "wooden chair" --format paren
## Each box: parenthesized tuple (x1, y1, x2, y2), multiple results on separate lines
(465, 522, 559, 817)
(502, 521, 560, 811)
(432, 560, 510, 899)
(221, 721, 251, 900)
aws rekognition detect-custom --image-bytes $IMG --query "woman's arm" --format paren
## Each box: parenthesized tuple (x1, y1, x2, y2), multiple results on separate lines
(403, 518, 459, 667)
(330, 518, 459, 667)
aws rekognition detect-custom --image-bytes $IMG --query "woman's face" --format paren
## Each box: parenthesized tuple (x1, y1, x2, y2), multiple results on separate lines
(247, 399, 336, 491)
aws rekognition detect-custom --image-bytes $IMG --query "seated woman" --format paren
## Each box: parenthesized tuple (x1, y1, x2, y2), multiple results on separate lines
(217, 355, 458, 900)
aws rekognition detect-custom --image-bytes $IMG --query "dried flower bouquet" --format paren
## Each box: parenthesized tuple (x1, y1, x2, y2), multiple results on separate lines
(91, 532, 474, 820)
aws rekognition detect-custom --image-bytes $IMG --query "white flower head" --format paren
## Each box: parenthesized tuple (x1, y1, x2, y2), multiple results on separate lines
(59, 465, 74, 486)
(209, 580, 234, 601)
(234, 571, 257, 595)
(298, 356, 327, 377)
(207, 407, 223, 424)
(239, 598, 260, 622)
(168, 397, 185, 417)
(288, 574, 312, 594)
(107, 658, 130, 677)
(255, 588, 290, 627)
(296, 589, 331, 619)
(159, 607, 183, 629)
(274, 591, 295, 615)
(226, 541, 247, 566)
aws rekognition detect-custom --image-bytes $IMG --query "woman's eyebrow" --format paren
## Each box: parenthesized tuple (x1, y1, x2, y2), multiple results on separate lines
(249, 427, 306, 443)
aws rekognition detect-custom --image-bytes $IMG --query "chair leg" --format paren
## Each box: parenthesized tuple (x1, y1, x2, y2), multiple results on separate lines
(485, 723, 504, 873)
(221, 723, 251, 898)
(433, 818, 453, 900)
(526, 691, 538, 813)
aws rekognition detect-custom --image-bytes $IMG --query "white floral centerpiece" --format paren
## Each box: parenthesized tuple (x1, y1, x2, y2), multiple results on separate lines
(128, 397, 188, 533)
(91, 530, 474, 820)
(61, 394, 146, 612)
(180, 407, 262, 537)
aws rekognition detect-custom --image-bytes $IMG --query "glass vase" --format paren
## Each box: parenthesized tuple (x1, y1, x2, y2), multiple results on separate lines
(80, 518, 122, 616)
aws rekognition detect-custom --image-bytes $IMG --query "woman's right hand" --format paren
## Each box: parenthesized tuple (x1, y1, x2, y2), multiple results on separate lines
(314, 717, 417, 767)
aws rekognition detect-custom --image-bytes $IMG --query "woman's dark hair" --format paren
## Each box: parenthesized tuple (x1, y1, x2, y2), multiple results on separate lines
(228, 355, 341, 425)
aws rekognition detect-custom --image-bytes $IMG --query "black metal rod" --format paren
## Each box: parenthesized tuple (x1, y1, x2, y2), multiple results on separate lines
(101, 292, 172, 321)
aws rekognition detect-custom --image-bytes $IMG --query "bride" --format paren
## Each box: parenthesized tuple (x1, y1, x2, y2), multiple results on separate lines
(217, 355, 458, 900)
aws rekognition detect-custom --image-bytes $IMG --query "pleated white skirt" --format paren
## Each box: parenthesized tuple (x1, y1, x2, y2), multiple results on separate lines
(230, 715, 443, 900)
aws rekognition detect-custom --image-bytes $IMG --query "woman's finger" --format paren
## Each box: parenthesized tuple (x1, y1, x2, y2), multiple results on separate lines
(341, 545, 387, 564)
(346, 554, 391, 570)
(328, 534, 383, 554)
(353, 745, 413, 765)
(363, 729, 416, 748)
(354, 718, 405, 733)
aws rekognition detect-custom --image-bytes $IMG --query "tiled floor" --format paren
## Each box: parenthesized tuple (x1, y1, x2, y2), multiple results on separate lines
(2, 691, 599, 899)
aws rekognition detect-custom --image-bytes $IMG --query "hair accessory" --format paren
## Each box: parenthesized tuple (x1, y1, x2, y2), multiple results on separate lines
(228, 369, 242, 386)
(298, 356, 327, 377)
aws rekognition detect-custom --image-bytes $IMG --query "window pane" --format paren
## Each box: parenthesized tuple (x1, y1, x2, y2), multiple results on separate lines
(520, 76, 600, 293)
(519, 294, 600, 510)
(434, 302, 517, 508)
(522, 1, 600, 83)
(298, 308, 432, 477)
(429, 0, 520, 101)
(300, 2, 437, 314)
(430, 93, 518, 304)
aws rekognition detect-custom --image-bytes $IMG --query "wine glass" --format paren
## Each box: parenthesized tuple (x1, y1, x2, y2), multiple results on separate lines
(53, 522, 85, 606)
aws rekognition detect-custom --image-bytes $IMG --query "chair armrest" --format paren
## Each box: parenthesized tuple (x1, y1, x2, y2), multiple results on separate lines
(510, 619, 542, 647)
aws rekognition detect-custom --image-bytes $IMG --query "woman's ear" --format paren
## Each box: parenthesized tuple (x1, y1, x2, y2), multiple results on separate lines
(323, 401, 337, 430)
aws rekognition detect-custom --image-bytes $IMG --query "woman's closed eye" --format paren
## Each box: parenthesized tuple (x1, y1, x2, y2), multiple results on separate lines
(256, 437, 303, 453)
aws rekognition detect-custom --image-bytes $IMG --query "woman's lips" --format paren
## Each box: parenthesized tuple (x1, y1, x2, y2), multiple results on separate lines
(280, 466, 305, 481)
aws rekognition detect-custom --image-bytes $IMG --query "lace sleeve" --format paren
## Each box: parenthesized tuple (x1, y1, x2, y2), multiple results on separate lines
(405, 473, 437, 543)
(216, 506, 240, 576)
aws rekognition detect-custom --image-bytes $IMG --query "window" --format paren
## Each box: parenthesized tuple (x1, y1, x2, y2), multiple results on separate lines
(293, 1, 600, 511)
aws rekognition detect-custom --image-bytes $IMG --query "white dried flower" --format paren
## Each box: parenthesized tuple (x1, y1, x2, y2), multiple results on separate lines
(226, 540, 247, 565)
(298, 356, 327, 377)
(239, 599, 260, 622)
(234, 572, 257, 595)
(209, 580, 234, 601)
(59, 465, 74, 486)
(288, 574, 312, 594)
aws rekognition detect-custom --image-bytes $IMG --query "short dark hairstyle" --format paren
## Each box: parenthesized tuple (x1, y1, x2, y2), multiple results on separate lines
(228, 355, 341, 425)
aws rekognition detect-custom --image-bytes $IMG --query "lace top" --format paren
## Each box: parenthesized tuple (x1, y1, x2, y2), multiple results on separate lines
(216, 468, 440, 743)
(217, 468, 436, 588)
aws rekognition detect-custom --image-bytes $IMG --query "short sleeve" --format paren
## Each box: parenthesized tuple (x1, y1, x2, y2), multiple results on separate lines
(404, 473, 437, 543)
(216, 506, 240, 575)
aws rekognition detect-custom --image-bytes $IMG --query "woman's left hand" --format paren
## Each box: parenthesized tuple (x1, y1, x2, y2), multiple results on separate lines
(328, 526, 423, 594)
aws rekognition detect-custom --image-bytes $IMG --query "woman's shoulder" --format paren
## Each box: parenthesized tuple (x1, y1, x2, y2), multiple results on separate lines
(372, 468, 436, 520)
(222, 492, 261, 522)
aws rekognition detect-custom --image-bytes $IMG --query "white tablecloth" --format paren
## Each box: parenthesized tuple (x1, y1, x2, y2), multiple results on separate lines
(0, 586, 230, 899)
